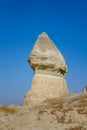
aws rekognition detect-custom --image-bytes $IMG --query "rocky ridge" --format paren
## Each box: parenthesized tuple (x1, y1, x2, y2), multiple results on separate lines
(0, 93, 87, 130)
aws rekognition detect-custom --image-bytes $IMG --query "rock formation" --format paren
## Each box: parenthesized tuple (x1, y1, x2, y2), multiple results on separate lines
(1, 93, 87, 130)
(23, 32, 69, 106)
(1, 32, 87, 130)
(83, 86, 87, 93)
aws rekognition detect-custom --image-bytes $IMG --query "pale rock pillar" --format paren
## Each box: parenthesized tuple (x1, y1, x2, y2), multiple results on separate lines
(23, 32, 69, 106)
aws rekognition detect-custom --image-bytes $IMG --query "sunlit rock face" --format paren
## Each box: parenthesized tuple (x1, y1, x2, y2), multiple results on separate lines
(23, 32, 69, 106)
(83, 86, 87, 93)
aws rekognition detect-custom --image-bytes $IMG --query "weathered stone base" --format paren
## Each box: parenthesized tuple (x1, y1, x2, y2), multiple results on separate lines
(23, 74, 69, 106)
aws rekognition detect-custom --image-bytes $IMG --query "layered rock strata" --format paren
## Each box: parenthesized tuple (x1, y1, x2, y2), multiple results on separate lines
(23, 32, 69, 106)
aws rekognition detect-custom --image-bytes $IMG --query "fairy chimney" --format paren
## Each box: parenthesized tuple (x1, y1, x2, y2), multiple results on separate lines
(83, 86, 87, 93)
(23, 32, 69, 106)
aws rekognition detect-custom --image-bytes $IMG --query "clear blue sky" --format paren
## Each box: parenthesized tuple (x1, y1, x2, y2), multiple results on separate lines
(0, 0, 87, 105)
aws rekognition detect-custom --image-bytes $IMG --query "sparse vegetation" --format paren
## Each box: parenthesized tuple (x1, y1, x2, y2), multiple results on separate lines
(38, 110, 47, 115)
(77, 107, 87, 115)
(42, 97, 65, 109)
(0, 93, 87, 130)
(0, 105, 20, 114)
(66, 126, 86, 130)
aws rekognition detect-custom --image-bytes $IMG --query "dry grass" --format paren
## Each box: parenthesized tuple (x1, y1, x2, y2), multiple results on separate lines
(66, 126, 86, 130)
(38, 110, 47, 115)
(0, 105, 20, 114)
(37, 93, 87, 116)
(77, 107, 87, 115)
(42, 97, 65, 109)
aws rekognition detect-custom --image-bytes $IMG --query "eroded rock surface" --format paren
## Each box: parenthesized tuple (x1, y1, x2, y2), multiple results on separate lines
(83, 86, 87, 93)
(23, 32, 69, 106)
(29, 32, 67, 76)
(0, 93, 87, 130)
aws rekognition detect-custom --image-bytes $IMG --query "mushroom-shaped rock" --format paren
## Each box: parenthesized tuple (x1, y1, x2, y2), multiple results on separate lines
(23, 32, 69, 106)
(29, 32, 67, 77)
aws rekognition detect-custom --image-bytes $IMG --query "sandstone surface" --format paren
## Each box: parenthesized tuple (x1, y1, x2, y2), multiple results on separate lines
(29, 32, 67, 76)
(23, 32, 69, 106)
(0, 93, 87, 130)
(83, 86, 87, 93)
